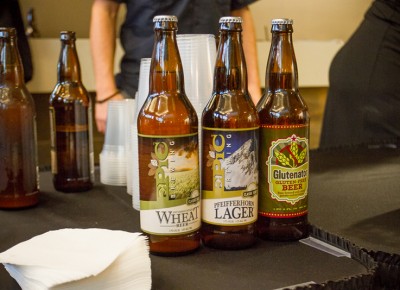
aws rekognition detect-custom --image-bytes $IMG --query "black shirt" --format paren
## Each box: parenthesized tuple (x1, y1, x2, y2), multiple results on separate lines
(114, 0, 257, 97)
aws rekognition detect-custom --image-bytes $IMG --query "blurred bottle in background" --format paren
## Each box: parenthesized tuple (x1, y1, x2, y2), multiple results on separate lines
(25, 8, 40, 38)
(49, 31, 94, 193)
(0, 27, 39, 208)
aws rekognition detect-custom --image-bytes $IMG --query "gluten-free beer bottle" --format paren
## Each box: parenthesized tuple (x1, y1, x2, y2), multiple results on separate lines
(257, 19, 310, 241)
(0, 27, 39, 208)
(201, 17, 259, 250)
(137, 15, 201, 256)
(49, 31, 94, 192)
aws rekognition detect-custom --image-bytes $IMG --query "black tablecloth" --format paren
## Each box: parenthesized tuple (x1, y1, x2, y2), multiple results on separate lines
(1, 146, 399, 289)
(309, 146, 400, 256)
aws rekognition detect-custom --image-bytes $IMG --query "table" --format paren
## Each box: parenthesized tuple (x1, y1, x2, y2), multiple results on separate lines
(1, 146, 399, 289)
(309, 146, 400, 255)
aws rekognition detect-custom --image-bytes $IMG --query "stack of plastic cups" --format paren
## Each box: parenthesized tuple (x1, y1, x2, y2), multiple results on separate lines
(177, 34, 216, 121)
(132, 58, 151, 210)
(125, 99, 136, 195)
(177, 34, 217, 190)
(100, 100, 129, 186)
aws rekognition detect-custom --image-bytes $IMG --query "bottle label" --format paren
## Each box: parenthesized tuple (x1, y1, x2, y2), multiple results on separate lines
(49, 107, 57, 174)
(202, 127, 259, 226)
(88, 105, 95, 182)
(259, 125, 309, 218)
(138, 133, 201, 235)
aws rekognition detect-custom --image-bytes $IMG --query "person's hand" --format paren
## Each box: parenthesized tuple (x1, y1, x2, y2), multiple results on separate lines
(248, 84, 262, 105)
(94, 92, 124, 133)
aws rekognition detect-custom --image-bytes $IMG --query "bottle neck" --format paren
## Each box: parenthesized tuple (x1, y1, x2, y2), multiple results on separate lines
(214, 29, 248, 93)
(265, 31, 298, 91)
(58, 39, 82, 83)
(149, 28, 185, 94)
(0, 37, 25, 86)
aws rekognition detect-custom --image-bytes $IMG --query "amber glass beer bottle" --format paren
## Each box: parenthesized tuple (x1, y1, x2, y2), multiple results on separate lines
(201, 17, 259, 250)
(137, 15, 201, 256)
(0, 27, 39, 208)
(257, 19, 310, 241)
(49, 31, 94, 192)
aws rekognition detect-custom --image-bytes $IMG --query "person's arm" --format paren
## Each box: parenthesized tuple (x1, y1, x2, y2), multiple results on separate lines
(90, 0, 123, 133)
(232, 6, 262, 105)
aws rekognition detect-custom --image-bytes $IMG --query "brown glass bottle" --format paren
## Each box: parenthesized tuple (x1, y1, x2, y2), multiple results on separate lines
(137, 16, 200, 256)
(201, 17, 260, 250)
(257, 19, 310, 241)
(0, 27, 39, 209)
(49, 31, 94, 193)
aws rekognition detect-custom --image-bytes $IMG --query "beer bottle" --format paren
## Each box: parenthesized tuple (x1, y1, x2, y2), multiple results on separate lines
(257, 19, 310, 241)
(0, 27, 39, 208)
(201, 17, 259, 250)
(137, 15, 201, 256)
(49, 31, 94, 192)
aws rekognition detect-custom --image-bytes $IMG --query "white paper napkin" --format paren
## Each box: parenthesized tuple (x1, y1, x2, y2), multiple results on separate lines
(0, 228, 151, 290)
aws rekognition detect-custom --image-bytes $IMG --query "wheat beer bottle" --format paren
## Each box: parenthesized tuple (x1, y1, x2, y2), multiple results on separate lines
(137, 15, 201, 256)
(49, 31, 94, 192)
(201, 17, 259, 250)
(257, 19, 309, 241)
(0, 27, 39, 208)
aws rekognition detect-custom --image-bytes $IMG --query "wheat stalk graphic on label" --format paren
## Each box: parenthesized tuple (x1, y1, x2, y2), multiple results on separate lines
(274, 138, 307, 168)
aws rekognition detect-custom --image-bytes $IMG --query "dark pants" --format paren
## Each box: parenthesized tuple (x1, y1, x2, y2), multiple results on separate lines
(320, 0, 400, 148)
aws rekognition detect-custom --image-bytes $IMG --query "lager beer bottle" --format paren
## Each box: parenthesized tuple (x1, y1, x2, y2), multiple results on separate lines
(0, 27, 39, 208)
(49, 31, 94, 192)
(257, 19, 310, 241)
(201, 17, 259, 250)
(137, 15, 201, 256)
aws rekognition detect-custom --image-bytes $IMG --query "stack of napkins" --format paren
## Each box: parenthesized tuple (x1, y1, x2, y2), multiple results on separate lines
(0, 229, 151, 290)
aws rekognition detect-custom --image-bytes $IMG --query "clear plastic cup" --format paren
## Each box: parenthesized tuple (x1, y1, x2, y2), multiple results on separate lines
(132, 58, 151, 210)
(100, 100, 131, 186)
(177, 34, 216, 119)
(125, 99, 136, 194)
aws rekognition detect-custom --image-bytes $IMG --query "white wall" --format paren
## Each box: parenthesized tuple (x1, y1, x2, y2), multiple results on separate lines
(19, 0, 93, 38)
(250, 0, 372, 41)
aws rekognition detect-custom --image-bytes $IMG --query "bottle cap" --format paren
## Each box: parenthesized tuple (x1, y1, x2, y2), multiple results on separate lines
(153, 15, 178, 23)
(0, 27, 17, 38)
(219, 16, 242, 24)
(60, 31, 76, 41)
(271, 18, 293, 25)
